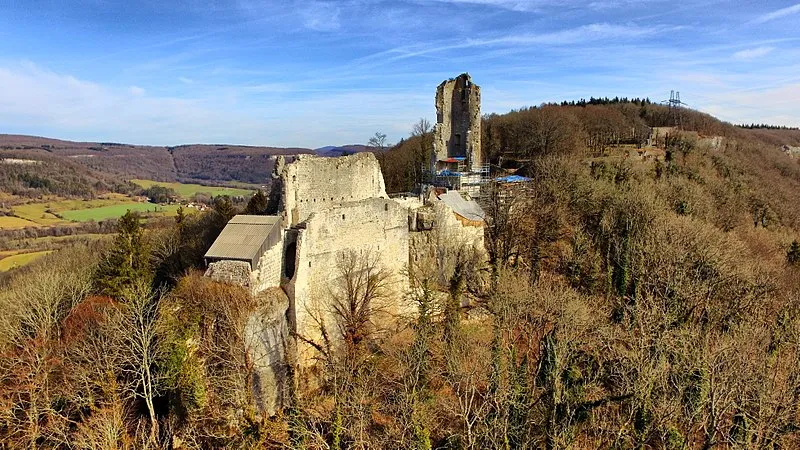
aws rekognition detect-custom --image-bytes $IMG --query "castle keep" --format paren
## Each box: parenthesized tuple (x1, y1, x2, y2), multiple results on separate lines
(432, 73, 488, 196)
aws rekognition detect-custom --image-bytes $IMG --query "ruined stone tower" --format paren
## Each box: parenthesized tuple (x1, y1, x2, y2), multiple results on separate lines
(433, 73, 482, 172)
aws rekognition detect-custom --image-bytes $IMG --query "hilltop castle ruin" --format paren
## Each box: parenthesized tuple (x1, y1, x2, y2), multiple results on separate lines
(204, 152, 486, 414)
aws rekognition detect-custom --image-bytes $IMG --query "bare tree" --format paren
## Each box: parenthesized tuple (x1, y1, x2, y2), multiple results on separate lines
(368, 132, 390, 152)
(112, 280, 167, 443)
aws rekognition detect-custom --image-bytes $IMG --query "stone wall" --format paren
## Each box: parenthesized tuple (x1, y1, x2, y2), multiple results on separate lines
(286, 198, 412, 366)
(281, 153, 387, 227)
(250, 236, 284, 294)
(433, 73, 482, 171)
(205, 260, 252, 287)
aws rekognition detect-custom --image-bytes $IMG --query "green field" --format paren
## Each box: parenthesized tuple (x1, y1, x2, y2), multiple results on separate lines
(131, 179, 255, 198)
(13, 195, 134, 225)
(60, 203, 183, 222)
(0, 251, 52, 272)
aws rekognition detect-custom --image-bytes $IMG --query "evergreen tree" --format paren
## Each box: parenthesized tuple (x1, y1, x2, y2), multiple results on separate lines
(213, 196, 237, 221)
(788, 240, 800, 266)
(245, 190, 269, 215)
(95, 211, 151, 298)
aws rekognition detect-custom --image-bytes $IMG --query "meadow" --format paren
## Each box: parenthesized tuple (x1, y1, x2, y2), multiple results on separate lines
(4, 195, 185, 229)
(0, 216, 40, 229)
(0, 250, 52, 271)
(131, 179, 254, 198)
(59, 202, 182, 222)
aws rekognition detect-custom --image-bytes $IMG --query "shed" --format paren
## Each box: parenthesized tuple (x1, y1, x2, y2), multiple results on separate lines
(204, 215, 282, 269)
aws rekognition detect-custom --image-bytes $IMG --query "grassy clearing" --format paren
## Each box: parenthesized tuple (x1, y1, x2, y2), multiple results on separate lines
(13, 197, 135, 225)
(60, 203, 182, 222)
(0, 250, 52, 272)
(0, 216, 40, 229)
(131, 179, 254, 199)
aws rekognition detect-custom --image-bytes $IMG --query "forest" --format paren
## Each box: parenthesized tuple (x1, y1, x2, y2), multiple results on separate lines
(2, 100, 800, 449)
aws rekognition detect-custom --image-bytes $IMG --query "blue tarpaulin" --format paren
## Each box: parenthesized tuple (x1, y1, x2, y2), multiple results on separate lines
(495, 175, 532, 183)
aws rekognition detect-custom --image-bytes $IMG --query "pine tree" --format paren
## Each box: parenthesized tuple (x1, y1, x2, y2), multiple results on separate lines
(213, 196, 237, 221)
(245, 190, 269, 215)
(95, 211, 151, 298)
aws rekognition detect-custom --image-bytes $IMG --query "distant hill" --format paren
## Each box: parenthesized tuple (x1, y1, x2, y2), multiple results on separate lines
(0, 135, 314, 194)
(314, 144, 374, 157)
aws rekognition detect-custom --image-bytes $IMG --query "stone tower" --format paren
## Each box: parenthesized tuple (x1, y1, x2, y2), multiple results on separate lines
(433, 73, 482, 172)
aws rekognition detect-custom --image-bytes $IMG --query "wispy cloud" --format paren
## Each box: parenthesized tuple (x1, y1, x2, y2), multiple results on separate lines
(299, 1, 341, 31)
(424, 0, 543, 12)
(753, 3, 800, 24)
(732, 46, 774, 60)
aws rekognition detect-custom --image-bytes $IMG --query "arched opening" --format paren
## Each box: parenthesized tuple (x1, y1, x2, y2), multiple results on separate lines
(284, 242, 297, 279)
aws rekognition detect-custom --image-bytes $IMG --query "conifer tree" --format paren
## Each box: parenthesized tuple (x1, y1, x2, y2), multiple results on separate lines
(245, 189, 269, 215)
(95, 210, 151, 298)
(788, 240, 800, 266)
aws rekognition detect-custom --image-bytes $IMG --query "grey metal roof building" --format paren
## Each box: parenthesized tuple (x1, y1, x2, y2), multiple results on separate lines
(204, 215, 282, 269)
(438, 190, 485, 222)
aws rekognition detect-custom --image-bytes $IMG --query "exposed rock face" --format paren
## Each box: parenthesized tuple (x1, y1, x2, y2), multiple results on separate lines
(245, 288, 291, 417)
(433, 73, 482, 171)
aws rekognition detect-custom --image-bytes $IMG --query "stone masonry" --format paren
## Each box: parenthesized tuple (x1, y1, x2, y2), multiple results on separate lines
(433, 73, 482, 171)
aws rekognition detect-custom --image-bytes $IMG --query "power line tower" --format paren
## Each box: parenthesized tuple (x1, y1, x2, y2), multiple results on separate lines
(661, 90, 689, 129)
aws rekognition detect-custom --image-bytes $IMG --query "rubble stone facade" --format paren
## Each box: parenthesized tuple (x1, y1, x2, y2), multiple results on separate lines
(433, 73, 482, 171)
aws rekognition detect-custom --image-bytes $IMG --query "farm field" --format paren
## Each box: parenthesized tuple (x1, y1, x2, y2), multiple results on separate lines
(131, 179, 255, 199)
(12, 195, 135, 226)
(0, 216, 40, 229)
(0, 250, 52, 272)
(10, 195, 184, 226)
(60, 202, 182, 222)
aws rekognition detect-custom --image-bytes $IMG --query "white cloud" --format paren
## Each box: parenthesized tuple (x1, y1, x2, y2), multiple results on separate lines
(178, 76, 195, 84)
(732, 46, 774, 60)
(129, 85, 146, 96)
(0, 62, 430, 147)
(754, 3, 800, 24)
(299, 1, 341, 31)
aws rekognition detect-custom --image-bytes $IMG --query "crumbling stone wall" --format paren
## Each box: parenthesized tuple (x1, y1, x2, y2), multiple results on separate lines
(281, 153, 387, 227)
(433, 73, 482, 171)
(287, 198, 412, 365)
(205, 260, 251, 287)
(250, 239, 284, 293)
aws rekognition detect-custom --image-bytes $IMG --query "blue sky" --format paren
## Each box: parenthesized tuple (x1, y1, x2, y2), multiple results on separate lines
(1, 0, 799, 148)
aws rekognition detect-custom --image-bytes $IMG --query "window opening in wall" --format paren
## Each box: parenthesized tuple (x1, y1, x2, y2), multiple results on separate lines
(384, 203, 388, 211)
(284, 242, 297, 279)
(342, 214, 345, 220)
(309, 261, 311, 268)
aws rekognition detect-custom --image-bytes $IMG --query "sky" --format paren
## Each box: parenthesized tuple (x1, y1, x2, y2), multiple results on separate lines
(1, 0, 799, 148)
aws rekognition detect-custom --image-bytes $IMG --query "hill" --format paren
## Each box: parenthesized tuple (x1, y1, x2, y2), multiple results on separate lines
(314, 144, 373, 157)
(0, 134, 315, 194)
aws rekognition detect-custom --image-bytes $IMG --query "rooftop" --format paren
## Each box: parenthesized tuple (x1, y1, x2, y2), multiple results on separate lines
(204, 215, 281, 264)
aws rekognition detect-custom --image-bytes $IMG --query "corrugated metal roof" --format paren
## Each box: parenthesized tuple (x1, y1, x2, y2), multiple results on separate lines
(204, 215, 281, 262)
(438, 191, 485, 222)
